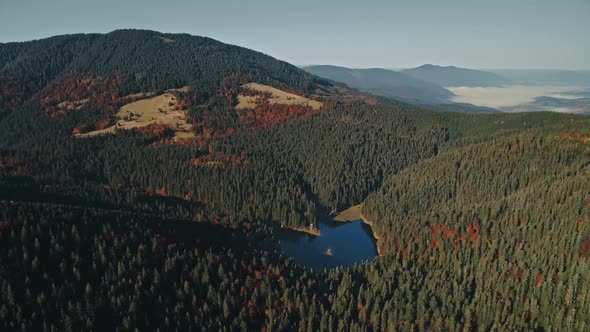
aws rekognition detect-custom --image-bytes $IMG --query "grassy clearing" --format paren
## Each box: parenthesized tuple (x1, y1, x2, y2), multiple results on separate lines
(78, 88, 193, 140)
(158, 37, 176, 44)
(57, 98, 89, 111)
(333, 204, 363, 222)
(236, 83, 322, 110)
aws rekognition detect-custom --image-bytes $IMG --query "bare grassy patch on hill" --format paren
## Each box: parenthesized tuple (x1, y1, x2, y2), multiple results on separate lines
(236, 83, 322, 110)
(333, 205, 363, 222)
(78, 88, 193, 140)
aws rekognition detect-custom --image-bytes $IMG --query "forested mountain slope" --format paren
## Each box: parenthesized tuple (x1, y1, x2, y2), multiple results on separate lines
(0, 29, 344, 114)
(359, 125, 590, 330)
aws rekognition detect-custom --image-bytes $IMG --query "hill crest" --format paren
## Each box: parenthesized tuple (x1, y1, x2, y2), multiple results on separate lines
(304, 65, 453, 104)
(402, 64, 511, 87)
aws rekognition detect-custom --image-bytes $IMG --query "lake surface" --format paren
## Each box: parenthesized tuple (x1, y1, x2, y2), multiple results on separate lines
(279, 218, 378, 271)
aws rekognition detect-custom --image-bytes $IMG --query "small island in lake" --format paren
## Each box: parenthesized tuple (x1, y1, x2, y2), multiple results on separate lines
(325, 248, 334, 256)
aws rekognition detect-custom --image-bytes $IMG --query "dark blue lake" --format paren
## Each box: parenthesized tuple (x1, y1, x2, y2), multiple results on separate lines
(279, 218, 378, 271)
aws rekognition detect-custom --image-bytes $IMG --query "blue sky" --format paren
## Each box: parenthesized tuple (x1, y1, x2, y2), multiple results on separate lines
(1, 0, 588, 69)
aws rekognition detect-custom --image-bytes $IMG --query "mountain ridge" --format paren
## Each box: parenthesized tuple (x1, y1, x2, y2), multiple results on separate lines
(402, 63, 511, 87)
(0, 29, 352, 113)
(304, 64, 454, 103)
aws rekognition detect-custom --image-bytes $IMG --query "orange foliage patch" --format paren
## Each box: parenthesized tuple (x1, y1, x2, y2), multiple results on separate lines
(357, 302, 365, 313)
(72, 117, 114, 135)
(191, 114, 235, 144)
(0, 153, 39, 176)
(132, 123, 175, 138)
(556, 131, 590, 145)
(218, 74, 254, 105)
(95, 118, 113, 130)
(465, 221, 480, 247)
(237, 102, 316, 129)
(447, 219, 482, 251)
(40, 74, 122, 117)
(429, 224, 457, 249)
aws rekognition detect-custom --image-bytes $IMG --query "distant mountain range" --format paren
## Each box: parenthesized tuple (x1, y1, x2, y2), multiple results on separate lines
(489, 69, 590, 86)
(401, 64, 511, 87)
(504, 96, 590, 114)
(303, 65, 453, 104)
(305, 64, 590, 114)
